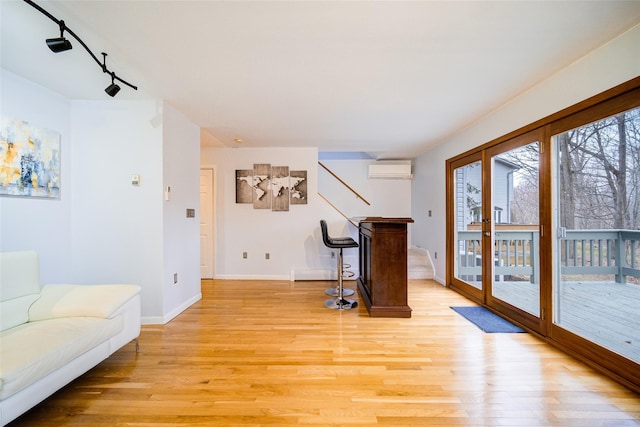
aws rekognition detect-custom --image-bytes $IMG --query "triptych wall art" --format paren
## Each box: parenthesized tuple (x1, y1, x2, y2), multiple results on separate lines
(236, 164, 307, 211)
(0, 116, 61, 198)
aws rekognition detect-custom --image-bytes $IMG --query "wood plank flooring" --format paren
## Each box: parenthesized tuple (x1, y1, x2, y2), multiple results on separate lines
(10, 279, 640, 426)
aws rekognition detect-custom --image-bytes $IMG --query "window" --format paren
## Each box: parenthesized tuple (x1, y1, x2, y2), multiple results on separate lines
(446, 78, 640, 392)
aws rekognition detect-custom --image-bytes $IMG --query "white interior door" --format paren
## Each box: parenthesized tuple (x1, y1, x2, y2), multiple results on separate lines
(200, 169, 214, 278)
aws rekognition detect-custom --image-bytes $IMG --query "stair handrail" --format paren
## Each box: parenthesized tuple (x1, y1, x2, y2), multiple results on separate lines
(318, 161, 371, 206)
(317, 193, 359, 227)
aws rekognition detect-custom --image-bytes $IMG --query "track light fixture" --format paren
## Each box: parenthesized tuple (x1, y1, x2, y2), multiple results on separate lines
(105, 72, 121, 97)
(45, 20, 72, 52)
(102, 54, 121, 97)
(24, 0, 137, 96)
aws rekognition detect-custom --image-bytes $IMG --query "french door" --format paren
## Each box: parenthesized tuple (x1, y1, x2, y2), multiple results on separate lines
(448, 130, 546, 334)
(446, 80, 640, 391)
(550, 103, 640, 368)
(449, 152, 484, 302)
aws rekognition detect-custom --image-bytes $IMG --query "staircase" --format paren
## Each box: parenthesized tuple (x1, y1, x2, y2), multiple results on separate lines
(408, 246, 434, 279)
(318, 161, 432, 280)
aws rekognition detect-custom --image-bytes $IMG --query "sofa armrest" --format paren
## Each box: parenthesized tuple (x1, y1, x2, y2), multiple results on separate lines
(28, 284, 141, 321)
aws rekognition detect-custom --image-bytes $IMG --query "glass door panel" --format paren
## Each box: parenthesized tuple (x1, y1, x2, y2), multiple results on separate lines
(453, 160, 483, 290)
(554, 107, 640, 363)
(489, 143, 541, 316)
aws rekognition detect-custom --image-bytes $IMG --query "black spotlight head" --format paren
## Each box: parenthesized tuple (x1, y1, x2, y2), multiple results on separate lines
(46, 37, 72, 53)
(105, 82, 121, 97)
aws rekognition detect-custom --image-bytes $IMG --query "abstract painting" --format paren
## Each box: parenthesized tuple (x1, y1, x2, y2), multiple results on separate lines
(0, 117, 60, 198)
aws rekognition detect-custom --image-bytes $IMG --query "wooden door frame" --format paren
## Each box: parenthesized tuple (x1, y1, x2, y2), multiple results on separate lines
(200, 166, 216, 279)
(483, 128, 546, 334)
(445, 76, 640, 392)
(446, 151, 484, 304)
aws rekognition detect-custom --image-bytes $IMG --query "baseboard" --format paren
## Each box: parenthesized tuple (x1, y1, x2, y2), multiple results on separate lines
(210, 271, 362, 281)
(290, 269, 360, 281)
(291, 269, 332, 281)
(141, 292, 202, 325)
(141, 316, 165, 325)
(213, 274, 292, 281)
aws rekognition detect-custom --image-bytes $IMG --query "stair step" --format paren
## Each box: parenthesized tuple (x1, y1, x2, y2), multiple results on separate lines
(408, 246, 434, 279)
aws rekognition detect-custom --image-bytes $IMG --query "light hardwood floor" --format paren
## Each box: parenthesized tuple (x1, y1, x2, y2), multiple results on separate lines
(11, 279, 640, 426)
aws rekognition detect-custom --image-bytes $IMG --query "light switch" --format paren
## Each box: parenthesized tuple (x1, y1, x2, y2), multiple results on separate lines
(131, 174, 140, 186)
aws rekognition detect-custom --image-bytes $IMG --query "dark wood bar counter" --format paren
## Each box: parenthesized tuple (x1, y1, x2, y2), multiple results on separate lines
(355, 217, 414, 318)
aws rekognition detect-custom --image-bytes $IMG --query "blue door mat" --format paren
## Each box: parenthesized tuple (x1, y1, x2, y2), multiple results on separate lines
(451, 306, 526, 333)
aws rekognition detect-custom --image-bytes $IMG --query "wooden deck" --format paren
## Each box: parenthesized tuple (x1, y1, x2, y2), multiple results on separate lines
(489, 280, 640, 363)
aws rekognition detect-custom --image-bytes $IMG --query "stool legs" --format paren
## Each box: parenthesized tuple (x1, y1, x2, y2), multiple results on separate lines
(325, 253, 355, 297)
(324, 248, 357, 310)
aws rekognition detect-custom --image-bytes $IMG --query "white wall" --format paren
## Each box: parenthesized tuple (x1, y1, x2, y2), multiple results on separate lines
(1, 70, 201, 323)
(70, 100, 201, 323)
(201, 147, 324, 279)
(69, 99, 165, 321)
(161, 102, 202, 320)
(200, 147, 412, 279)
(0, 70, 73, 282)
(411, 23, 640, 284)
(319, 159, 412, 222)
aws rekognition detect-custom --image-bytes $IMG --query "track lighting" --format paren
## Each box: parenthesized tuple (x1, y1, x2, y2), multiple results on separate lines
(45, 20, 72, 52)
(105, 73, 121, 97)
(102, 54, 121, 97)
(46, 37, 72, 53)
(24, 0, 137, 97)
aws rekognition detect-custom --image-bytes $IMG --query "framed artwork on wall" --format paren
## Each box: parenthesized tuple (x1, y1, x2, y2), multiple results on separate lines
(235, 164, 307, 211)
(253, 163, 272, 209)
(290, 170, 307, 205)
(236, 169, 253, 203)
(271, 166, 289, 212)
(0, 116, 61, 198)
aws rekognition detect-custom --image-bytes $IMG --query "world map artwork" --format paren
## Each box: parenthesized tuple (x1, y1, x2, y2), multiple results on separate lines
(236, 164, 307, 211)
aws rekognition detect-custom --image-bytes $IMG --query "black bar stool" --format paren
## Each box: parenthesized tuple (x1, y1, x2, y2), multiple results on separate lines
(320, 220, 358, 310)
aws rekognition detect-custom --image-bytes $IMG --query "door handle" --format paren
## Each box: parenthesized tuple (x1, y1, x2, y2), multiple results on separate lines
(483, 231, 491, 237)
(558, 226, 567, 238)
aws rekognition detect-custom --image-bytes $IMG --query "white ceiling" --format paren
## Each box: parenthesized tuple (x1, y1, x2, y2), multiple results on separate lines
(2, 1, 640, 159)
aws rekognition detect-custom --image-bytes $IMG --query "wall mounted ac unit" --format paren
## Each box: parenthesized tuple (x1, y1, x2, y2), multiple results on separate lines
(368, 162, 413, 179)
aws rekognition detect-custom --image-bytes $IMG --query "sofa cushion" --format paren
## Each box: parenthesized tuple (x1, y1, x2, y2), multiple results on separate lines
(29, 284, 141, 321)
(0, 251, 42, 331)
(0, 316, 123, 400)
(0, 294, 40, 332)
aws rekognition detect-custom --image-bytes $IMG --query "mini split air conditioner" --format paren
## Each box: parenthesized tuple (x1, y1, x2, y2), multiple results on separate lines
(368, 162, 413, 180)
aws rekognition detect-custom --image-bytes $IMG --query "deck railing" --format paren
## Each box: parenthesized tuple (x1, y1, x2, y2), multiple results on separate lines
(457, 228, 640, 284)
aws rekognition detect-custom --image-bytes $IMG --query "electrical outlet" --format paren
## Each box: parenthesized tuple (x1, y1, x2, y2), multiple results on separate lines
(243, 252, 248, 259)
(434, 252, 438, 259)
(173, 273, 178, 284)
(265, 253, 270, 260)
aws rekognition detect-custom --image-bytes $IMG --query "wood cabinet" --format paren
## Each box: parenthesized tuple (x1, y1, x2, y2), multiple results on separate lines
(356, 217, 414, 318)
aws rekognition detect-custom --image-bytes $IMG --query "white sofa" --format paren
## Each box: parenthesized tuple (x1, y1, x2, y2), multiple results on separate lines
(0, 251, 141, 426)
